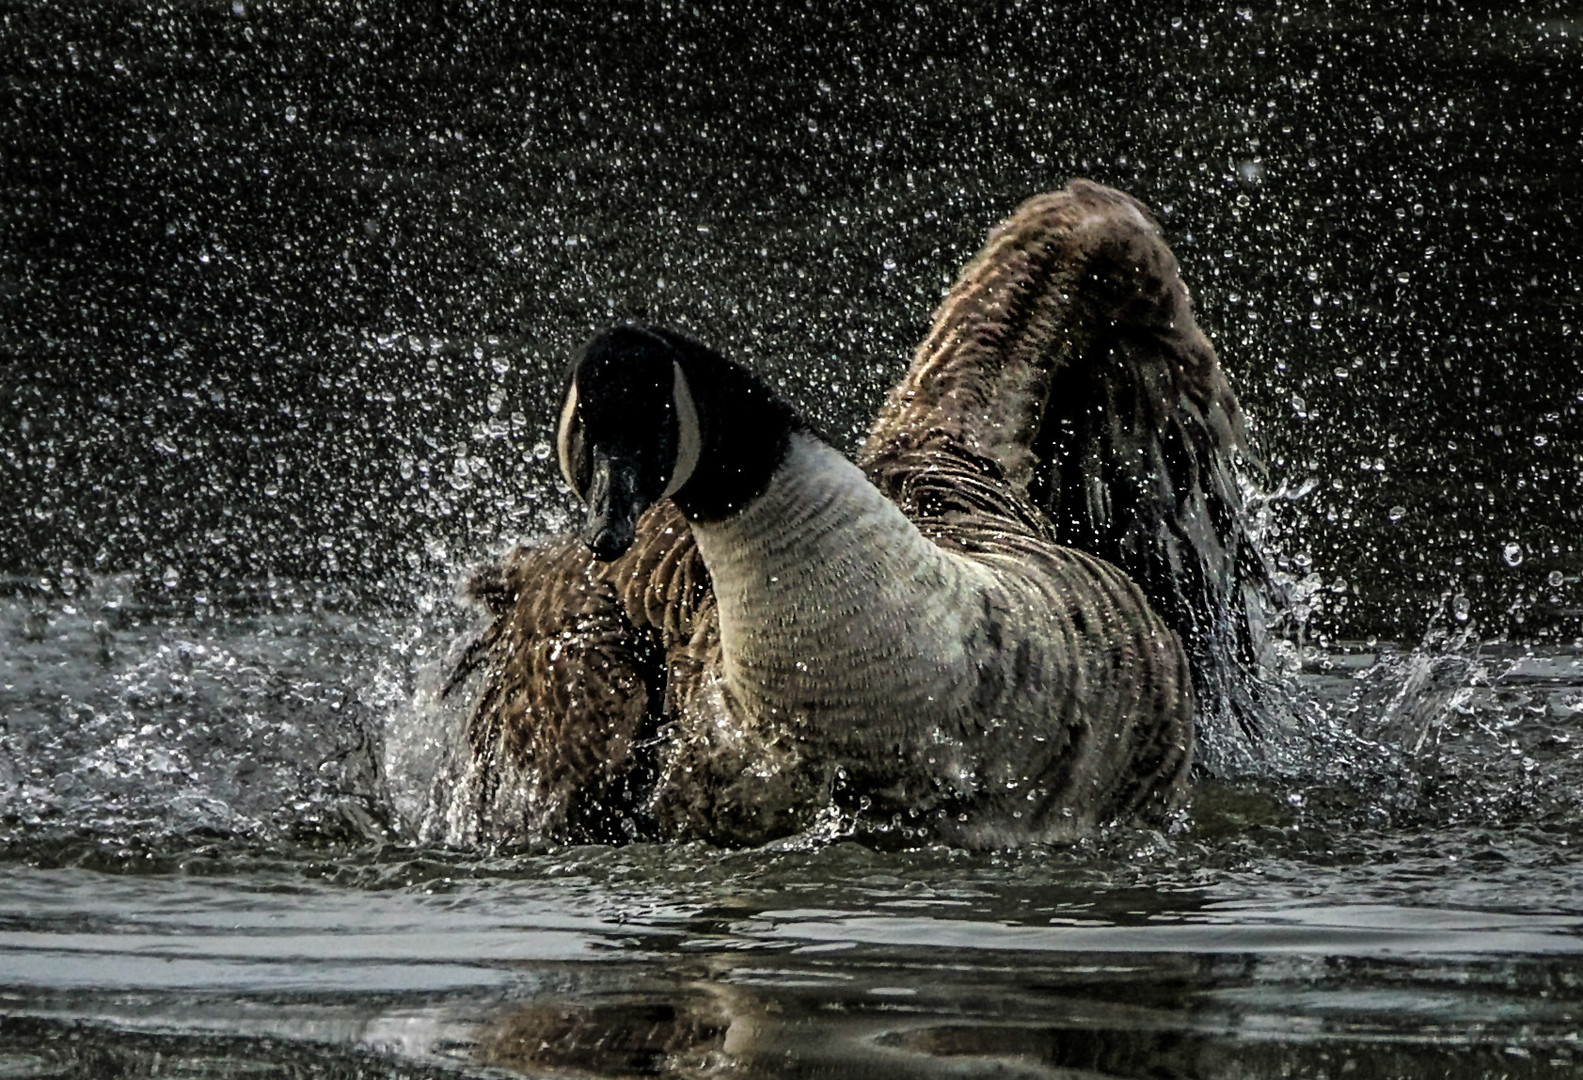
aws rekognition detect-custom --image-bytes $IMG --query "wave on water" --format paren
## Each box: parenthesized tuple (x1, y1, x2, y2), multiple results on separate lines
(0, 574, 463, 866)
(1, 572, 1581, 1079)
(0, 567, 1579, 885)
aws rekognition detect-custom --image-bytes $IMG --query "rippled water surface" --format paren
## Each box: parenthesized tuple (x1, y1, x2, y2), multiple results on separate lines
(4, 0, 1582, 1076)
(1, 594, 1581, 1076)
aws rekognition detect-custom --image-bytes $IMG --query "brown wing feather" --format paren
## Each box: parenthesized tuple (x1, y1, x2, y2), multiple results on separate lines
(453, 501, 711, 842)
(862, 180, 1273, 756)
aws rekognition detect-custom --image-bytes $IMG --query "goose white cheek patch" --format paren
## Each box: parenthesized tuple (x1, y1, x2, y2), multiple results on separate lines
(556, 382, 582, 501)
(664, 361, 701, 498)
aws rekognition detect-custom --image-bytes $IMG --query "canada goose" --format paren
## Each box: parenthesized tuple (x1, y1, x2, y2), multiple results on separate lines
(447, 180, 1269, 848)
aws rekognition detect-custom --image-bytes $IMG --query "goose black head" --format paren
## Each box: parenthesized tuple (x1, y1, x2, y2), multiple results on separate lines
(557, 325, 703, 561)
(558, 323, 807, 559)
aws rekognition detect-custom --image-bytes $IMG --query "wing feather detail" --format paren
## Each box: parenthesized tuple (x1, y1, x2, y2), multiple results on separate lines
(449, 503, 709, 842)
(862, 179, 1274, 753)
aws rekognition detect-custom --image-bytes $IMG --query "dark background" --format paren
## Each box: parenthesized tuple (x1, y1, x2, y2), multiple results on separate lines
(2, 0, 1579, 642)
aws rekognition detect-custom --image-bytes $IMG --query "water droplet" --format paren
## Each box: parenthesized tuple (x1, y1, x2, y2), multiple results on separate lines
(1548, 570, 1565, 588)
(1502, 542, 1524, 567)
(1534, 434, 1548, 447)
(284, 105, 298, 123)
(1453, 594, 1471, 622)
(1388, 506, 1406, 522)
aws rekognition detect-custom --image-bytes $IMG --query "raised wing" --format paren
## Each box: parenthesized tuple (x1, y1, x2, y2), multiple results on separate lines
(860, 180, 1275, 756)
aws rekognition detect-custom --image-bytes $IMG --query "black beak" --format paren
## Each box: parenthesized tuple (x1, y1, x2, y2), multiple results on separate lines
(579, 450, 645, 561)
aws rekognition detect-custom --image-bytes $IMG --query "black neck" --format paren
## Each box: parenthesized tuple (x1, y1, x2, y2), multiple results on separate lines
(642, 327, 805, 523)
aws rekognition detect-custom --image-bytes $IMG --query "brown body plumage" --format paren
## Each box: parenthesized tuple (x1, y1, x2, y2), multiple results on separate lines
(446, 180, 1267, 847)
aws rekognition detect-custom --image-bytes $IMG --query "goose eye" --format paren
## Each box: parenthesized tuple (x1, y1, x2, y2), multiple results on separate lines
(556, 382, 585, 501)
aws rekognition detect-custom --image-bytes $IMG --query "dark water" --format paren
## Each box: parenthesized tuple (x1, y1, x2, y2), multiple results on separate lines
(4, 1, 1583, 1076)
(2, 594, 1582, 1078)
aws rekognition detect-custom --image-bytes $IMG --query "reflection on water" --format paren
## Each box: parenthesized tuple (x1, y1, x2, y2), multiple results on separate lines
(0, 578, 1579, 1080)
(1, 533, 1582, 1078)
(1, 855, 1582, 1078)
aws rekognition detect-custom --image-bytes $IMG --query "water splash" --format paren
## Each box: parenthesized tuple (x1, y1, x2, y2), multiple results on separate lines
(0, 575, 455, 860)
